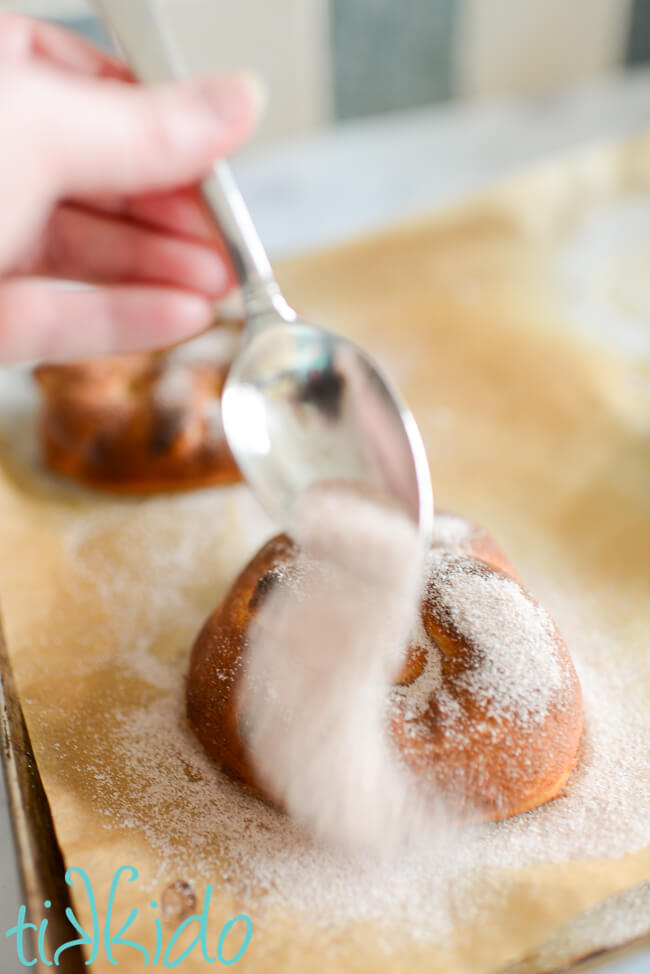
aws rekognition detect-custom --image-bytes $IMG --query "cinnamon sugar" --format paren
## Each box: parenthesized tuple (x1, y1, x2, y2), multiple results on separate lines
(240, 484, 431, 850)
(152, 364, 195, 413)
(420, 550, 567, 725)
(99, 619, 650, 945)
(30, 496, 650, 947)
(166, 323, 241, 367)
(392, 616, 442, 720)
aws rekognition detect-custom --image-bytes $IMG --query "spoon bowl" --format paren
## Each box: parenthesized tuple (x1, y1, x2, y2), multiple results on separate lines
(223, 311, 432, 535)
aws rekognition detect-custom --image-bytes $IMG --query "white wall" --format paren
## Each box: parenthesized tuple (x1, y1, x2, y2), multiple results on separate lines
(0, 0, 86, 12)
(456, 0, 633, 97)
(160, 0, 332, 141)
(0, 0, 333, 140)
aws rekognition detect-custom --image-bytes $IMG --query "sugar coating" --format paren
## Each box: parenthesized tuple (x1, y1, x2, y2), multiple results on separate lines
(422, 550, 566, 724)
(152, 365, 194, 412)
(167, 325, 242, 367)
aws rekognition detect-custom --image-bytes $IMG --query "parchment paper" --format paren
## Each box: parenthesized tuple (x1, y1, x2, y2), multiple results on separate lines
(0, 133, 648, 974)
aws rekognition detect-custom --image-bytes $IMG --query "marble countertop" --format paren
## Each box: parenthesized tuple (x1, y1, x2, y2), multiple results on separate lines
(233, 66, 650, 257)
(1, 68, 650, 972)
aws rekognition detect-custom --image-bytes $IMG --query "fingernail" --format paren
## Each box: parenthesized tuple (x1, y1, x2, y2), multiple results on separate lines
(199, 72, 267, 127)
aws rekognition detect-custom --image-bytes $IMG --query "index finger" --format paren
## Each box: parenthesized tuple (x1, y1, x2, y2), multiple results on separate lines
(0, 11, 134, 81)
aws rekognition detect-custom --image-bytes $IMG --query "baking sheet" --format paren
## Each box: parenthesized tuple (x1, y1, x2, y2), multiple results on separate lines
(0, 132, 648, 973)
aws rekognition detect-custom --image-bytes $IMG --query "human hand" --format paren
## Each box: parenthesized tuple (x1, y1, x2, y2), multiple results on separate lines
(0, 13, 263, 363)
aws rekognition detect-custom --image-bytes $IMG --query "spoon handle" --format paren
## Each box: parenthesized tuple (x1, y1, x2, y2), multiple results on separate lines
(92, 0, 292, 322)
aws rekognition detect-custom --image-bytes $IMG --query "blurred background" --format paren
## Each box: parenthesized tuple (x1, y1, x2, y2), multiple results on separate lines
(2, 0, 650, 144)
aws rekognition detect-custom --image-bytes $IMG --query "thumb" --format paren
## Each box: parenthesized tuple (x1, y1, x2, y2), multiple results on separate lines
(21, 65, 265, 199)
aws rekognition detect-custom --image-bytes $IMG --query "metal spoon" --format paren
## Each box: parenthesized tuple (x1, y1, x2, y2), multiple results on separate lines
(93, 0, 433, 542)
